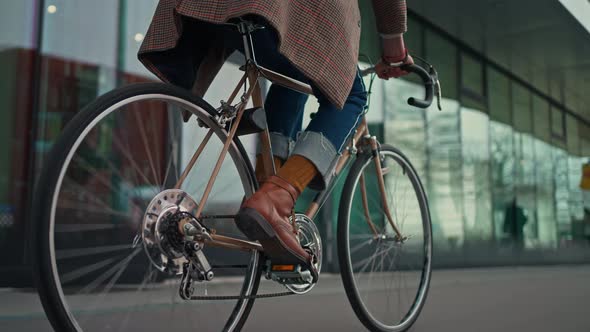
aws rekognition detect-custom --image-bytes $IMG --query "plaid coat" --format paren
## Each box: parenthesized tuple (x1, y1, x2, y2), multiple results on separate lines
(138, 0, 407, 109)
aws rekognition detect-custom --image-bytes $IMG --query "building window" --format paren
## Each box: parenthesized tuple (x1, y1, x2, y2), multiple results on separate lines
(511, 83, 532, 134)
(532, 94, 551, 143)
(460, 52, 485, 106)
(551, 107, 566, 139)
(488, 67, 511, 125)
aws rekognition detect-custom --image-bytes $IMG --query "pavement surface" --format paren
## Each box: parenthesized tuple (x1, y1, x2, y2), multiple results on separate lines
(1, 265, 589, 331)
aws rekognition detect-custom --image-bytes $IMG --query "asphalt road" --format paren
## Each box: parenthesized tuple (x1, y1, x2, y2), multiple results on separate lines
(1, 265, 589, 331)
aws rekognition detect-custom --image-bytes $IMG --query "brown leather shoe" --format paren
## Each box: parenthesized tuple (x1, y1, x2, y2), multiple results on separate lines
(235, 176, 316, 279)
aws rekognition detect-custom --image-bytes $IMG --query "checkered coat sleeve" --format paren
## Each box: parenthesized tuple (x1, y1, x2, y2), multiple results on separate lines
(138, 0, 407, 109)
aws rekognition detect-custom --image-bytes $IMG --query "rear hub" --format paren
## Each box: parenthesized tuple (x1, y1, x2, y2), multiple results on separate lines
(141, 189, 199, 274)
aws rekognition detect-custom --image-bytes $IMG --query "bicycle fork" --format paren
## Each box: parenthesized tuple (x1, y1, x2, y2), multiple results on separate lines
(360, 135, 406, 242)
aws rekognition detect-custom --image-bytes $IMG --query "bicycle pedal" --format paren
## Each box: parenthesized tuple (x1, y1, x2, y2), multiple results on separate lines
(266, 264, 314, 285)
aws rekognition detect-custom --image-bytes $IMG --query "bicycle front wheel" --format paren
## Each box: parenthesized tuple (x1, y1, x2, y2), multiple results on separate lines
(32, 83, 261, 332)
(338, 144, 432, 332)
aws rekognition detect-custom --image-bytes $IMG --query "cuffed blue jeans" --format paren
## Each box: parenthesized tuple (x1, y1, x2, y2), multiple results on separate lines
(243, 27, 368, 189)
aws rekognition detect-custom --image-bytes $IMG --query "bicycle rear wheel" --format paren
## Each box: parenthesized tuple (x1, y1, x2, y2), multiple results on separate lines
(338, 144, 432, 332)
(32, 83, 261, 332)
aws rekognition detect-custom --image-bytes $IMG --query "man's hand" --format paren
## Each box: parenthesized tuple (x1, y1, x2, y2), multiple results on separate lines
(376, 34, 414, 80)
(375, 54, 414, 79)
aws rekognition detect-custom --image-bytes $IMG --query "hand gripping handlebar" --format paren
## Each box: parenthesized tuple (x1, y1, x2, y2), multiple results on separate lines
(361, 62, 442, 110)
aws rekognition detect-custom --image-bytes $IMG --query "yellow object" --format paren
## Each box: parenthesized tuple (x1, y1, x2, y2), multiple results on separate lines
(278, 155, 318, 193)
(581, 163, 590, 191)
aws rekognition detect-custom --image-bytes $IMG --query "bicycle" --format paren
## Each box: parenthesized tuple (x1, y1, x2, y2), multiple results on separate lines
(32, 20, 440, 332)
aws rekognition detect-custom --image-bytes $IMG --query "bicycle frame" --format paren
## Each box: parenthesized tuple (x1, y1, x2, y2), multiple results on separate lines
(175, 21, 404, 253)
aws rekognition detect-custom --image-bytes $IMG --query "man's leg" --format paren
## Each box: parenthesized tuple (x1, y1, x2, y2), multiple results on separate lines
(235, 24, 367, 272)
(237, 68, 367, 273)
(248, 27, 310, 183)
(254, 84, 308, 183)
(285, 70, 367, 191)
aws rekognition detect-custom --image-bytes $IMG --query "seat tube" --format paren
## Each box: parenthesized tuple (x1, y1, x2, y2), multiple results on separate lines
(238, 22, 257, 64)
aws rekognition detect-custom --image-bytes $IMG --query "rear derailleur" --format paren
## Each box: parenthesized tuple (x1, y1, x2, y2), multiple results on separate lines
(179, 219, 214, 300)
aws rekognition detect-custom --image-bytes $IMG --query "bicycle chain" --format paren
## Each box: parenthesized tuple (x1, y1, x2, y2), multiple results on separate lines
(190, 290, 295, 301)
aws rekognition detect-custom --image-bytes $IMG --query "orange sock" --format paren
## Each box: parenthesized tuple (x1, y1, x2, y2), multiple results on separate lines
(255, 154, 283, 184)
(277, 155, 318, 193)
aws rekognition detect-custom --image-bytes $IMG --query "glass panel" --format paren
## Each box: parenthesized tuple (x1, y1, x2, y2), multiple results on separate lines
(551, 107, 565, 138)
(566, 115, 580, 155)
(569, 157, 586, 244)
(122, 0, 159, 77)
(36, 1, 121, 172)
(514, 133, 537, 249)
(0, 0, 37, 270)
(582, 138, 590, 156)
(512, 83, 532, 133)
(405, 16, 423, 57)
(553, 148, 571, 245)
(384, 79, 439, 244)
(580, 123, 590, 156)
(532, 94, 551, 143)
(461, 52, 484, 97)
(42, 1, 119, 67)
(426, 99, 464, 250)
(425, 29, 458, 100)
(490, 121, 516, 243)
(0, 1, 36, 49)
(358, 0, 382, 63)
(534, 140, 556, 248)
(461, 108, 492, 245)
(384, 80, 428, 182)
(488, 68, 511, 125)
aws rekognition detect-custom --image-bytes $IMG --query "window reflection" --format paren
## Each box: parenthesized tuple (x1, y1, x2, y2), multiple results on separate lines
(0, 0, 37, 267)
(461, 108, 492, 245)
(425, 99, 464, 250)
(490, 121, 515, 242)
(553, 148, 571, 244)
(534, 140, 556, 247)
(514, 133, 537, 248)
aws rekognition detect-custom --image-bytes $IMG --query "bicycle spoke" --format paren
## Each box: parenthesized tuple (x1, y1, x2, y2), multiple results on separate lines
(148, 111, 164, 186)
(78, 247, 142, 296)
(61, 255, 125, 285)
(57, 200, 132, 219)
(71, 154, 144, 213)
(134, 110, 161, 186)
(55, 223, 124, 233)
(57, 244, 134, 260)
(112, 129, 158, 192)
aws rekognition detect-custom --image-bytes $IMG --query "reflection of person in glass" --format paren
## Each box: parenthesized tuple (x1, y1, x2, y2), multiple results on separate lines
(503, 199, 528, 250)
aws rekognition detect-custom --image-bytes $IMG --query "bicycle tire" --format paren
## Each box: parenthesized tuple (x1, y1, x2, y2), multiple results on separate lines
(31, 83, 262, 332)
(338, 144, 433, 332)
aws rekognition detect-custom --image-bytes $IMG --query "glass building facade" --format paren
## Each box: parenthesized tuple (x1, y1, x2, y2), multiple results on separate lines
(0, 0, 589, 285)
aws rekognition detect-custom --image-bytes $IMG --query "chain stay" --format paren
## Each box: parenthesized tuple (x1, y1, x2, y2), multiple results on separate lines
(189, 291, 295, 301)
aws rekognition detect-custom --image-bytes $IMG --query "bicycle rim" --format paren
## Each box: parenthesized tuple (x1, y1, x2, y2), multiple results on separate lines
(338, 145, 432, 332)
(33, 84, 261, 332)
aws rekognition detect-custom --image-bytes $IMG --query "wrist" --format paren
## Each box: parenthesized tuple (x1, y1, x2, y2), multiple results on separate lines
(381, 35, 407, 62)
(383, 50, 408, 65)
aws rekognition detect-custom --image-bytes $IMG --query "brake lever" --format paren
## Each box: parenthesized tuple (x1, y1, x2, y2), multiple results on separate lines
(428, 66, 443, 111)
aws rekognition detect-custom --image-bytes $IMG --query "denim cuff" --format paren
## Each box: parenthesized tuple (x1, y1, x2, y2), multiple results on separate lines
(257, 132, 294, 160)
(291, 131, 339, 190)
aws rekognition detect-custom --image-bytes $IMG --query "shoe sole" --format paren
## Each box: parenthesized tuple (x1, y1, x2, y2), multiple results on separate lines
(235, 207, 311, 268)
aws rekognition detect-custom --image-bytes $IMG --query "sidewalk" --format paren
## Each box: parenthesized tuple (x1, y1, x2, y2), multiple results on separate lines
(2, 265, 589, 331)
